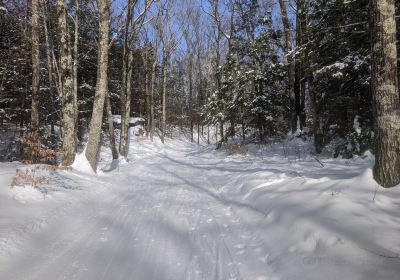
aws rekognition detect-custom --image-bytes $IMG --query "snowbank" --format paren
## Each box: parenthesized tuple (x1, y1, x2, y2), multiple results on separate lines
(71, 149, 96, 175)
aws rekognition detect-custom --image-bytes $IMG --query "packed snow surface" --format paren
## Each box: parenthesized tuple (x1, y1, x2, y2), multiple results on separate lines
(0, 136, 400, 280)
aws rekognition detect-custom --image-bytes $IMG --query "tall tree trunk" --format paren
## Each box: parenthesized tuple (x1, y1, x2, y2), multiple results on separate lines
(308, 74, 322, 153)
(150, 49, 157, 142)
(370, 0, 400, 188)
(145, 47, 151, 137)
(31, 0, 40, 134)
(295, 0, 308, 131)
(119, 49, 133, 157)
(279, 0, 296, 133)
(161, 48, 168, 144)
(42, 2, 53, 96)
(73, 0, 79, 140)
(301, 0, 321, 152)
(106, 92, 118, 159)
(57, 0, 76, 165)
(42, 4, 56, 135)
(85, 0, 110, 171)
(188, 56, 194, 142)
(119, 0, 133, 157)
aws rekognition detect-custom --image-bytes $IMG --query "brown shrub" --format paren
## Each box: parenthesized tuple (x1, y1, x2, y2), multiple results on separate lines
(9, 165, 71, 188)
(21, 131, 58, 164)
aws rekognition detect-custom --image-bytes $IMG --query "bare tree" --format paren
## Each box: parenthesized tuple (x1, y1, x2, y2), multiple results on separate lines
(118, 0, 134, 157)
(144, 39, 151, 137)
(203, 0, 230, 146)
(159, 2, 177, 143)
(182, 11, 195, 142)
(85, 0, 111, 171)
(119, 0, 154, 157)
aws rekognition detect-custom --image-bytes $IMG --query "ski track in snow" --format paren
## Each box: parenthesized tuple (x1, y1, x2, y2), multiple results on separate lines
(1, 137, 400, 280)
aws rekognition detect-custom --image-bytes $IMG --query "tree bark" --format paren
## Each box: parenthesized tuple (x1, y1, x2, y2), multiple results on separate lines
(57, 0, 76, 165)
(370, 0, 400, 188)
(73, 0, 79, 140)
(118, 0, 133, 157)
(279, 0, 297, 133)
(31, 0, 40, 133)
(161, 47, 168, 144)
(308, 74, 322, 153)
(188, 56, 194, 142)
(42, 2, 53, 95)
(85, 0, 110, 171)
(145, 47, 151, 137)
(119, 49, 133, 157)
(294, 0, 308, 130)
(106, 92, 118, 160)
(150, 48, 157, 142)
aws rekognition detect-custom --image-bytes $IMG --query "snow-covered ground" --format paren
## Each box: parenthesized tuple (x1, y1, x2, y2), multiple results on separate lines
(0, 132, 400, 280)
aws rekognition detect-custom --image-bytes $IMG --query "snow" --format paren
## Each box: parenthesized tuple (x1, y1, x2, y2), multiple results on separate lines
(0, 134, 400, 279)
(71, 148, 96, 175)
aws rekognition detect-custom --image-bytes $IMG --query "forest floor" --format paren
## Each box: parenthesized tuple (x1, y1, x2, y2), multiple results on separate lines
(0, 131, 400, 280)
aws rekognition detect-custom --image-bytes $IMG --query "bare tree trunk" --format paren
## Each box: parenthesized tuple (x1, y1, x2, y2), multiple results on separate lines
(106, 92, 118, 159)
(57, 0, 76, 165)
(308, 74, 322, 153)
(145, 47, 151, 137)
(161, 48, 168, 144)
(188, 57, 194, 142)
(118, 0, 133, 157)
(300, 0, 322, 153)
(31, 0, 40, 133)
(42, 2, 53, 92)
(279, 0, 296, 133)
(41, 2, 56, 134)
(73, 0, 79, 139)
(370, 0, 400, 188)
(85, 0, 110, 171)
(150, 50, 157, 142)
(294, 0, 307, 131)
(120, 49, 133, 157)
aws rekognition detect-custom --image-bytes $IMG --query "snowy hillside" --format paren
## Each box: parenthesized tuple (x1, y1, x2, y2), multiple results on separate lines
(0, 133, 399, 280)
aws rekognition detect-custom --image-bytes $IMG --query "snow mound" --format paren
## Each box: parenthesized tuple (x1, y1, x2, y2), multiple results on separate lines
(72, 150, 96, 175)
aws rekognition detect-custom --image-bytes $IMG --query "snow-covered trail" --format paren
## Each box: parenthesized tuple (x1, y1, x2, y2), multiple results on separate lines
(0, 142, 272, 280)
(1, 138, 400, 280)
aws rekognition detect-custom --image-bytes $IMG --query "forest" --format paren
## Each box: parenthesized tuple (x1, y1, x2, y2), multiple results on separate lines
(0, 0, 399, 186)
(0, 0, 400, 279)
